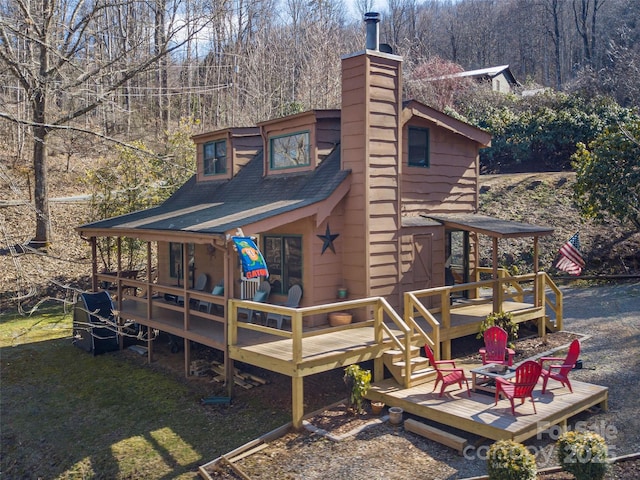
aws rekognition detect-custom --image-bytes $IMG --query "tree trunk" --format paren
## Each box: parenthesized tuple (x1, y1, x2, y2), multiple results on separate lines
(32, 97, 50, 248)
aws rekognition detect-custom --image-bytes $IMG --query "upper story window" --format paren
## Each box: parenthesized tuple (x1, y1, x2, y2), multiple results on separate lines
(269, 131, 310, 169)
(204, 140, 227, 175)
(408, 127, 430, 168)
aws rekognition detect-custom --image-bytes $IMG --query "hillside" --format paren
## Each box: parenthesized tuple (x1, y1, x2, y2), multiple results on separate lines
(1, 168, 639, 309)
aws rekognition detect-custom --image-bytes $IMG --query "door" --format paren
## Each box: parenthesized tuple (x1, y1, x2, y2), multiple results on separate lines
(445, 229, 469, 299)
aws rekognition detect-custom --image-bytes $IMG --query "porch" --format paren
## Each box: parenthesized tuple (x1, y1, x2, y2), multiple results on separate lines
(108, 270, 564, 428)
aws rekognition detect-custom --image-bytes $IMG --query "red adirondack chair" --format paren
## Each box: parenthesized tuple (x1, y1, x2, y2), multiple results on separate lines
(495, 360, 542, 415)
(425, 344, 471, 398)
(539, 339, 581, 393)
(479, 325, 515, 366)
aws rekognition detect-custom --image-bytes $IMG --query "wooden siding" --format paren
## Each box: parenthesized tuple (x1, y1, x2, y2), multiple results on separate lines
(316, 116, 341, 161)
(401, 120, 479, 217)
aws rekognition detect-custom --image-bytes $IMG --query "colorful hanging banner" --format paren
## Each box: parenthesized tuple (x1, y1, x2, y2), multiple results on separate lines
(232, 236, 269, 279)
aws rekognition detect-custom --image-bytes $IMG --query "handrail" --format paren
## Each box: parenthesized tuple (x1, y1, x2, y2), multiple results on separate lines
(228, 296, 411, 366)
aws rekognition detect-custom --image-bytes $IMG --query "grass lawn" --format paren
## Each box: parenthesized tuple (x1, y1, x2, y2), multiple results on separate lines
(0, 302, 293, 479)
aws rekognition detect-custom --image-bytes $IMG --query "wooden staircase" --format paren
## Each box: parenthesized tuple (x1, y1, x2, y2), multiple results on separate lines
(382, 345, 437, 388)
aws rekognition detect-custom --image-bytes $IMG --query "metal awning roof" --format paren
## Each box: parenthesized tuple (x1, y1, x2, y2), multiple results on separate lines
(424, 213, 554, 238)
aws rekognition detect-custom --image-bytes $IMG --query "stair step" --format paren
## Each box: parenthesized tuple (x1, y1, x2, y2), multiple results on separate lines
(409, 367, 437, 384)
(392, 356, 430, 369)
(383, 346, 422, 363)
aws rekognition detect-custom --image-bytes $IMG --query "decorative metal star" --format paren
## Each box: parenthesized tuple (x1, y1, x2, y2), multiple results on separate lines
(317, 223, 339, 254)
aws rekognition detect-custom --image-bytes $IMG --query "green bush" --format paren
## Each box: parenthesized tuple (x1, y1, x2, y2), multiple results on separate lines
(557, 431, 608, 480)
(343, 364, 371, 415)
(477, 311, 519, 347)
(487, 439, 537, 480)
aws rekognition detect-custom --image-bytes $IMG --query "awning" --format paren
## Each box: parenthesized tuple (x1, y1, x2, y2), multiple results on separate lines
(423, 213, 553, 239)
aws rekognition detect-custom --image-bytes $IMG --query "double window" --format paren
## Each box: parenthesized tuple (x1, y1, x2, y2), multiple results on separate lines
(263, 235, 302, 294)
(204, 140, 227, 175)
(269, 131, 310, 169)
(408, 127, 430, 168)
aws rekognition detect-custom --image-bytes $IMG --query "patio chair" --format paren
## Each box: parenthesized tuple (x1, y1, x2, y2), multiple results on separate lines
(265, 284, 302, 329)
(238, 280, 271, 323)
(539, 339, 580, 393)
(479, 325, 515, 367)
(424, 344, 471, 398)
(495, 360, 542, 415)
(198, 281, 225, 315)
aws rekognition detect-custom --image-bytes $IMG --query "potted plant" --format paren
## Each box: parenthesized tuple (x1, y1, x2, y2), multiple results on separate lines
(343, 364, 371, 415)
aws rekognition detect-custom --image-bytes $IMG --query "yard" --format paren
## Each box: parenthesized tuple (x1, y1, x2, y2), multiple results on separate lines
(1, 282, 639, 479)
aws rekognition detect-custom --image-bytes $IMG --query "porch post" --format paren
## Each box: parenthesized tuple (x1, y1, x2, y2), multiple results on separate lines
(91, 237, 98, 292)
(533, 236, 540, 306)
(292, 375, 304, 429)
(146, 242, 152, 320)
(492, 237, 500, 312)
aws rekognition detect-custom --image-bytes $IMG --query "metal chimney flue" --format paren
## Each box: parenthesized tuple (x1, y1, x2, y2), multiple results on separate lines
(364, 12, 380, 51)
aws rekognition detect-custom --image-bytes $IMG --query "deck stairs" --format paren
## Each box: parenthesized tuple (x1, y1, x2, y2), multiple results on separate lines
(382, 345, 437, 387)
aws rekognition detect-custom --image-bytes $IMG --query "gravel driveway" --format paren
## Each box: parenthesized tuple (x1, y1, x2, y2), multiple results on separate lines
(558, 281, 640, 457)
(204, 282, 640, 479)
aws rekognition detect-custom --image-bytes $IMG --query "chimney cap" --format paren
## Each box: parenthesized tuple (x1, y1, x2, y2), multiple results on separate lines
(364, 11, 380, 22)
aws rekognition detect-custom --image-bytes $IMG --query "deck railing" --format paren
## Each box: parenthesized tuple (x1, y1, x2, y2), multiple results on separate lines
(228, 296, 410, 368)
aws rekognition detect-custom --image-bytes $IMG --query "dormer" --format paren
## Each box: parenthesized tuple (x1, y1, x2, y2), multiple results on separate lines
(259, 110, 341, 176)
(192, 127, 261, 182)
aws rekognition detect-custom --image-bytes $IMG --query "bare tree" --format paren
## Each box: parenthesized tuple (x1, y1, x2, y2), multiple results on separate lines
(573, 0, 606, 67)
(0, 0, 213, 248)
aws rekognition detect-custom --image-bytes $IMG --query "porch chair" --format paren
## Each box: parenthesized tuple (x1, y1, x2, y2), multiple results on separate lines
(494, 360, 542, 415)
(265, 284, 302, 329)
(479, 325, 515, 367)
(177, 273, 208, 308)
(198, 281, 225, 315)
(539, 339, 580, 394)
(238, 280, 271, 323)
(424, 344, 471, 398)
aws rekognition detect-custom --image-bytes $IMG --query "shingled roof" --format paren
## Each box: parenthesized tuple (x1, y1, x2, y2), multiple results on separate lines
(77, 146, 350, 240)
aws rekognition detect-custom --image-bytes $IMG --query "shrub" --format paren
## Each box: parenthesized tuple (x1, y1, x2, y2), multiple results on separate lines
(487, 439, 537, 480)
(557, 430, 608, 480)
(343, 364, 371, 415)
(477, 311, 519, 347)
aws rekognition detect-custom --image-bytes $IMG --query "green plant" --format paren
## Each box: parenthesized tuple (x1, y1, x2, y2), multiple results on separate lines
(343, 364, 371, 415)
(487, 439, 537, 480)
(557, 430, 608, 480)
(477, 311, 519, 347)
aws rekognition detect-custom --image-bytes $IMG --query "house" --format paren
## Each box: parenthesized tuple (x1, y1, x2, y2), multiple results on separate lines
(77, 14, 557, 422)
(431, 65, 521, 94)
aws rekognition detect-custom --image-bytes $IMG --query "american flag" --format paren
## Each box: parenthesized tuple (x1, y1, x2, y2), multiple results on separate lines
(555, 232, 585, 276)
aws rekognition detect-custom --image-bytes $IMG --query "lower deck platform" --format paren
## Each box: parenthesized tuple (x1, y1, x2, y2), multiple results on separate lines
(366, 377, 608, 443)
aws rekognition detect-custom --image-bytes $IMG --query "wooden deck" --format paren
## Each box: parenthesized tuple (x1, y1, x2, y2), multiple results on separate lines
(366, 376, 609, 443)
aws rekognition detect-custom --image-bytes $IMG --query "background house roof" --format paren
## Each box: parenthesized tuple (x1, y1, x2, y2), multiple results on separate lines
(77, 147, 350, 240)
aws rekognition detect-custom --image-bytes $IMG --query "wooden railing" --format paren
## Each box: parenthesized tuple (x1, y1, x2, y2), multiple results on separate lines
(228, 296, 409, 369)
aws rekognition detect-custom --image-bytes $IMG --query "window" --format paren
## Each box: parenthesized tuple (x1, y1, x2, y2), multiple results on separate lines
(204, 140, 227, 175)
(169, 242, 194, 286)
(408, 127, 430, 167)
(263, 235, 302, 294)
(269, 131, 310, 169)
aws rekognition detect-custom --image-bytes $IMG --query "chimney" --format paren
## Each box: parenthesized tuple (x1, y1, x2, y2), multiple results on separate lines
(340, 13, 403, 307)
(364, 12, 380, 51)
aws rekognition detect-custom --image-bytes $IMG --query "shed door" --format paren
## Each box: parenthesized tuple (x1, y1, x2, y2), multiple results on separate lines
(414, 234, 433, 289)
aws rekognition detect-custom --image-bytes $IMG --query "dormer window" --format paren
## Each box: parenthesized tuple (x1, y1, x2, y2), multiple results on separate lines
(269, 131, 310, 169)
(204, 139, 227, 175)
(408, 127, 430, 168)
